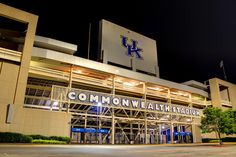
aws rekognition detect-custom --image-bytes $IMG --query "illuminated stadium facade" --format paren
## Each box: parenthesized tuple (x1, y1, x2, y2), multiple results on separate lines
(1, 4, 236, 144)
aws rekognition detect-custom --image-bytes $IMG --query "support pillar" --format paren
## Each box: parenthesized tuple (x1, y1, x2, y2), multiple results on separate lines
(159, 125, 162, 144)
(155, 123, 159, 144)
(98, 106, 102, 144)
(192, 124, 201, 143)
(130, 110, 133, 142)
(111, 108, 115, 144)
(67, 65, 73, 113)
(145, 117, 148, 144)
(170, 122, 174, 144)
(84, 115, 87, 144)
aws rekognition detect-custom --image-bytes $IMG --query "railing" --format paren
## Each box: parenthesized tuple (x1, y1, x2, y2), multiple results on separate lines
(170, 94, 189, 102)
(221, 100, 232, 107)
(115, 82, 144, 94)
(29, 65, 210, 106)
(146, 89, 168, 98)
(0, 47, 21, 62)
(73, 73, 110, 88)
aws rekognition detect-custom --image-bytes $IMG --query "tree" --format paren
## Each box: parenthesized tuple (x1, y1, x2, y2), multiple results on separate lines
(200, 107, 233, 145)
(224, 110, 236, 134)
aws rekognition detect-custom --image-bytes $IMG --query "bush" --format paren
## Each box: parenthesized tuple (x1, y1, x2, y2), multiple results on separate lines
(49, 136, 71, 144)
(0, 132, 32, 143)
(209, 139, 221, 143)
(202, 137, 236, 143)
(32, 139, 66, 144)
(222, 137, 236, 142)
(29, 134, 49, 140)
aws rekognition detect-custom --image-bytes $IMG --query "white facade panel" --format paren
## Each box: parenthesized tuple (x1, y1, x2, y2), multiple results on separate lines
(100, 19, 159, 77)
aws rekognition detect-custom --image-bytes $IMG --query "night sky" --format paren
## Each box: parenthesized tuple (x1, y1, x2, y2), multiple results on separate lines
(2, 0, 236, 84)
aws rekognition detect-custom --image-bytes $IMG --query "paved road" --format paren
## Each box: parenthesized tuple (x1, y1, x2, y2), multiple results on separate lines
(0, 144, 236, 157)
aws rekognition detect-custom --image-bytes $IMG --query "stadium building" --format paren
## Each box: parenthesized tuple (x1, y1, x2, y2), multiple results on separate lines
(1, 4, 236, 144)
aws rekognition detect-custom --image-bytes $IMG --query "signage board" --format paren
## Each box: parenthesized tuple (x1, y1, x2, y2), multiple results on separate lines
(99, 19, 159, 77)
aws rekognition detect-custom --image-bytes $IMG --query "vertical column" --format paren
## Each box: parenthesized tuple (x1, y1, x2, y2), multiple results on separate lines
(67, 64, 73, 113)
(159, 125, 162, 144)
(112, 75, 115, 95)
(99, 106, 102, 144)
(155, 123, 159, 144)
(111, 75, 115, 144)
(170, 122, 174, 144)
(68, 65, 73, 89)
(130, 110, 133, 143)
(145, 117, 148, 144)
(191, 124, 202, 143)
(178, 125, 182, 143)
(84, 115, 87, 144)
(111, 108, 115, 144)
(143, 82, 148, 144)
(209, 78, 221, 108)
(138, 122, 140, 143)
(58, 93, 62, 112)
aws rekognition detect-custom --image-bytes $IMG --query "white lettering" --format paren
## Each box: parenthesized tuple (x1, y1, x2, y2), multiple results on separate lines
(68, 92, 76, 100)
(78, 93, 87, 101)
(155, 104, 160, 111)
(101, 96, 110, 104)
(89, 94, 99, 103)
(176, 107, 181, 113)
(148, 103, 154, 110)
(141, 101, 146, 109)
(112, 97, 120, 106)
(131, 100, 139, 108)
(172, 106, 176, 113)
(159, 104, 164, 111)
(185, 109, 189, 115)
(122, 99, 129, 107)
(165, 105, 170, 112)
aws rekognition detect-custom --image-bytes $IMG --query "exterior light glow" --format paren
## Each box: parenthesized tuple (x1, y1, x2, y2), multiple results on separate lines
(186, 118, 191, 122)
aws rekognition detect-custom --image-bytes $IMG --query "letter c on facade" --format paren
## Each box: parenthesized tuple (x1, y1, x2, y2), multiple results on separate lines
(68, 92, 76, 100)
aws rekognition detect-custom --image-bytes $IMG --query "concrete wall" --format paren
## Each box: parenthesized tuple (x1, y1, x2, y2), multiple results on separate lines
(0, 4, 71, 137)
(209, 78, 236, 110)
(0, 105, 71, 137)
(0, 61, 72, 137)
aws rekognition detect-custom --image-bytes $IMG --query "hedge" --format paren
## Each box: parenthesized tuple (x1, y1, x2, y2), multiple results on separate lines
(32, 139, 66, 144)
(49, 136, 71, 144)
(29, 134, 49, 140)
(202, 137, 236, 143)
(0, 132, 71, 144)
(29, 135, 71, 144)
(0, 132, 32, 143)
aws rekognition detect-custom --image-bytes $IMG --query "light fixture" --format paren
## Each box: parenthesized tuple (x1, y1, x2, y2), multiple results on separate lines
(74, 70, 82, 74)
(52, 101, 59, 106)
(186, 118, 191, 122)
(97, 102, 102, 106)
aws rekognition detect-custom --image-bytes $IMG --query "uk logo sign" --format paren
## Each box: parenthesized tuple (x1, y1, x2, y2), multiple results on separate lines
(121, 35, 143, 60)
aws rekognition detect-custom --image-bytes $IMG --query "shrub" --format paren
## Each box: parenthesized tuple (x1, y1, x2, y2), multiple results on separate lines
(29, 134, 49, 140)
(222, 137, 236, 142)
(202, 137, 236, 143)
(32, 139, 66, 144)
(49, 136, 71, 144)
(0, 132, 32, 143)
(209, 139, 221, 143)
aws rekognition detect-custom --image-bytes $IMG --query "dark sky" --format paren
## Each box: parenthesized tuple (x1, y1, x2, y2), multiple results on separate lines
(2, 0, 236, 84)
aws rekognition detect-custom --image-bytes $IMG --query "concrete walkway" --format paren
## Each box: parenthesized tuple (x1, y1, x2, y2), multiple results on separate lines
(0, 143, 236, 157)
